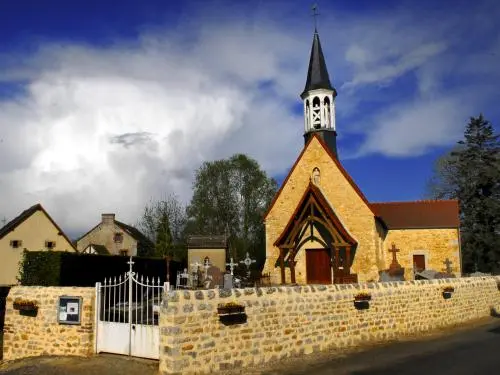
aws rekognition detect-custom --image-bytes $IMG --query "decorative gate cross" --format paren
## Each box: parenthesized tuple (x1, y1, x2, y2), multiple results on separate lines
(443, 258, 453, 274)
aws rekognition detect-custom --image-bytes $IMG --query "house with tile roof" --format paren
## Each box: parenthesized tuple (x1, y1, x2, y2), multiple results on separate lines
(262, 29, 461, 285)
(76, 213, 154, 257)
(0, 203, 76, 286)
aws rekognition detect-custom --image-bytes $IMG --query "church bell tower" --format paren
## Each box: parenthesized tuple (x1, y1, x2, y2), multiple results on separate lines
(301, 29, 338, 157)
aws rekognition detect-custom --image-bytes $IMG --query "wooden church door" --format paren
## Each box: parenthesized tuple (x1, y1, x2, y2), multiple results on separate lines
(306, 249, 331, 284)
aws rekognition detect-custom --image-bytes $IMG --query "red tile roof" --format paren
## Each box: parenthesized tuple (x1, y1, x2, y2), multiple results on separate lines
(370, 200, 460, 229)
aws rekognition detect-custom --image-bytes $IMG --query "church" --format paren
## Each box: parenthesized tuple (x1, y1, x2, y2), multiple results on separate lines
(262, 29, 461, 284)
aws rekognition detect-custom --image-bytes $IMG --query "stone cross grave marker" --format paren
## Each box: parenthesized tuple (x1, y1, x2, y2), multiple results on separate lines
(190, 260, 203, 288)
(203, 257, 211, 278)
(177, 268, 190, 288)
(226, 257, 238, 276)
(443, 258, 453, 274)
(240, 252, 257, 280)
(388, 243, 400, 267)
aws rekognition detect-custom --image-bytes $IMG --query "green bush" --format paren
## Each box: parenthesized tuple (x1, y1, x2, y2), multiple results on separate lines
(18, 250, 62, 286)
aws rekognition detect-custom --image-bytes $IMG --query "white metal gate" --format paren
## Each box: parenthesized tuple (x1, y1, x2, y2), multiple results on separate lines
(95, 258, 168, 359)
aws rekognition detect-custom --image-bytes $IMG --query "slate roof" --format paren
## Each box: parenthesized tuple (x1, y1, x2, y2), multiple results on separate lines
(187, 235, 228, 249)
(301, 31, 336, 97)
(370, 200, 460, 229)
(0, 203, 76, 250)
(115, 220, 153, 245)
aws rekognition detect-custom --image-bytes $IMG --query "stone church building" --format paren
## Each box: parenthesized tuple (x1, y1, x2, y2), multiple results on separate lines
(262, 30, 461, 284)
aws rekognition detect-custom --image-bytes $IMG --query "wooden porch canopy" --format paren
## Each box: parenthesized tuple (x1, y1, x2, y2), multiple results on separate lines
(273, 181, 357, 284)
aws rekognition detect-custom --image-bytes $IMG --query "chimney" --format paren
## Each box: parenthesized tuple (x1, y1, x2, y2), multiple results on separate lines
(101, 213, 115, 226)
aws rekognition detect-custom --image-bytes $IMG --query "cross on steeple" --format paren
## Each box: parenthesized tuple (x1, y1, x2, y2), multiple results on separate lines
(443, 258, 453, 274)
(311, 4, 320, 31)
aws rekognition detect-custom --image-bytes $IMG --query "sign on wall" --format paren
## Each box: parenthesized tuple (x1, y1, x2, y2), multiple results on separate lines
(58, 296, 82, 325)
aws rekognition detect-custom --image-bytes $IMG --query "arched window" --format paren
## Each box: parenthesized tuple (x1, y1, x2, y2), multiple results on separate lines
(312, 97, 321, 129)
(323, 96, 331, 127)
(312, 167, 321, 185)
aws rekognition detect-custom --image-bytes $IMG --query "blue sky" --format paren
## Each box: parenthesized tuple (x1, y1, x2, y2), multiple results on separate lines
(0, 0, 499, 236)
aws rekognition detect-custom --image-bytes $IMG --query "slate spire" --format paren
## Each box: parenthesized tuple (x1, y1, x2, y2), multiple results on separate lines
(301, 30, 336, 98)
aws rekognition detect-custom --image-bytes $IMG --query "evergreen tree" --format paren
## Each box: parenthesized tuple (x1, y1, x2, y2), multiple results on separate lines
(154, 211, 173, 258)
(451, 114, 500, 273)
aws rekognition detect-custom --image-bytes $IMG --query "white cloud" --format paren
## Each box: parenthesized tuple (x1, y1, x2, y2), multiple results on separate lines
(0, 19, 308, 237)
(355, 96, 470, 158)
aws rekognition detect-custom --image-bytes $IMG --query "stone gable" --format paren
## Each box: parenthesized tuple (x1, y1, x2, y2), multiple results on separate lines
(264, 136, 380, 283)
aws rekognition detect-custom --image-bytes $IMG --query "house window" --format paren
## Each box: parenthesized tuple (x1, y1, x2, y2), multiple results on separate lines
(120, 249, 128, 256)
(45, 241, 56, 249)
(10, 240, 22, 249)
(114, 233, 123, 243)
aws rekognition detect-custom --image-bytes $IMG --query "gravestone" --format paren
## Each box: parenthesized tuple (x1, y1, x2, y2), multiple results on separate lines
(379, 270, 405, 282)
(470, 271, 491, 277)
(415, 269, 439, 280)
(223, 274, 233, 289)
(206, 266, 223, 289)
(379, 243, 405, 282)
(177, 268, 190, 289)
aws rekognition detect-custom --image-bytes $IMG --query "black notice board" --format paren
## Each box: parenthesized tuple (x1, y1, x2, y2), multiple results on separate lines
(58, 296, 82, 325)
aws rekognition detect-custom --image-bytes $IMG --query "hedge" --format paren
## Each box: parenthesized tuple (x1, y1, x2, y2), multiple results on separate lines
(18, 250, 183, 287)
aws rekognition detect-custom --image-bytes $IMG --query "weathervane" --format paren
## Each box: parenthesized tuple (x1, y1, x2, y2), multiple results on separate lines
(311, 4, 320, 31)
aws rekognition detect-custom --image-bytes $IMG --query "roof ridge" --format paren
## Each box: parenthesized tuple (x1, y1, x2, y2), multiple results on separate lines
(370, 199, 458, 205)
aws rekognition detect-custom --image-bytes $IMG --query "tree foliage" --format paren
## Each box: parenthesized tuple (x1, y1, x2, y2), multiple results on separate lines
(186, 154, 278, 268)
(137, 193, 187, 261)
(425, 144, 463, 200)
(427, 114, 500, 273)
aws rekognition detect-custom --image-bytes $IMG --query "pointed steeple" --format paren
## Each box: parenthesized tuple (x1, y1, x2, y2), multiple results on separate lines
(301, 30, 336, 98)
(301, 28, 339, 157)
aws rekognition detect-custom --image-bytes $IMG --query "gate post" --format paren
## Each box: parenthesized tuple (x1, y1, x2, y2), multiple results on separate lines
(94, 282, 101, 354)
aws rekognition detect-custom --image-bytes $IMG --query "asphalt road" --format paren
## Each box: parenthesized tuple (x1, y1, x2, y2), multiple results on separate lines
(1, 318, 500, 375)
(264, 318, 500, 375)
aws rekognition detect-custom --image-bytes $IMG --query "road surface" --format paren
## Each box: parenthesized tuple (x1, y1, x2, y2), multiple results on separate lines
(1, 318, 499, 374)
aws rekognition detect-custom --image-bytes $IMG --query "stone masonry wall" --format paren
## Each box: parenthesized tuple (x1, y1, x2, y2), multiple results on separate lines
(384, 228, 461, 280)
(160, 276, 500, 374)
(3, 286, 95, 361)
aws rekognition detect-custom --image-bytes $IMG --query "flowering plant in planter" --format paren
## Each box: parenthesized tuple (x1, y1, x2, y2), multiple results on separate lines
(13, 298, 39, 310)
(354, 292, 372, 301)
(217, 301, 245, 315)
